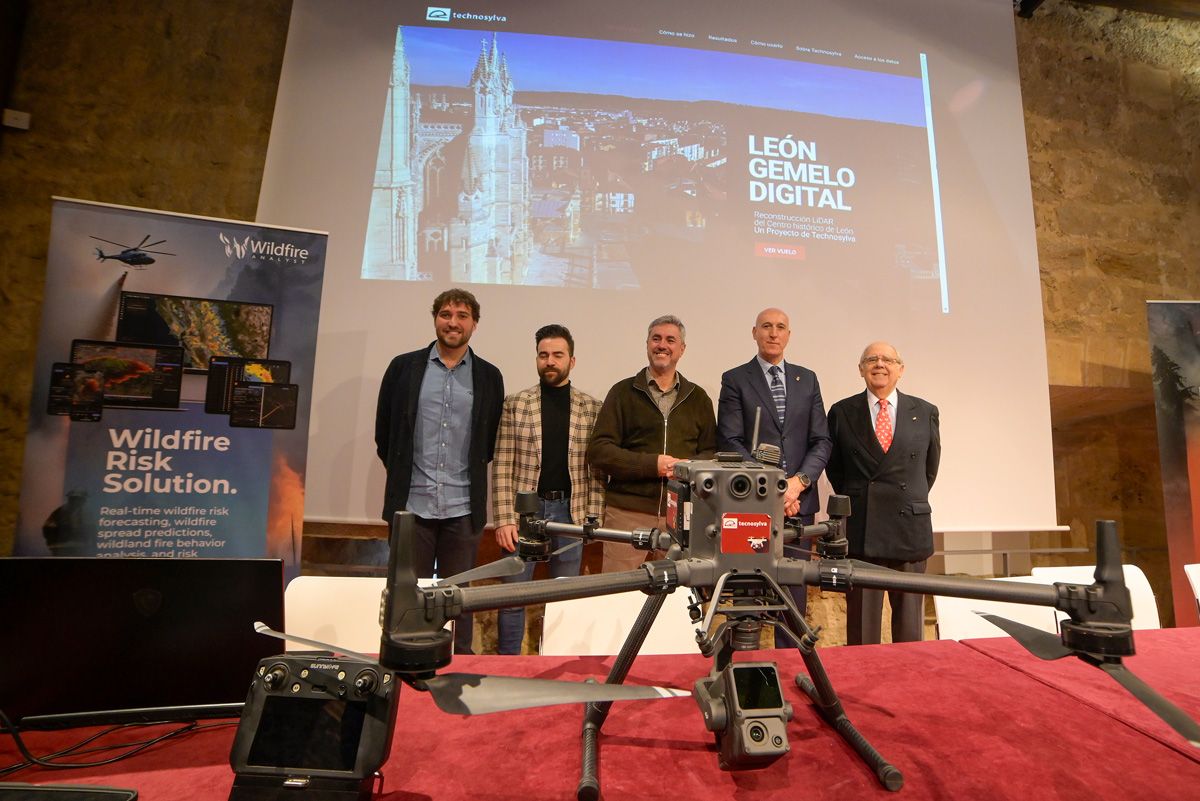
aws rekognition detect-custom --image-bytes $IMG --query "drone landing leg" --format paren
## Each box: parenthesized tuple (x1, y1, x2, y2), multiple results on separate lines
(577, 590, 669, 801)
(793, 645, 903, 792)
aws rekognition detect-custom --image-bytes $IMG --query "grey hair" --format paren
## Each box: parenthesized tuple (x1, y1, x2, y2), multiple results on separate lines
(858, 342, 904, 365)
(647, 314, 686, 343)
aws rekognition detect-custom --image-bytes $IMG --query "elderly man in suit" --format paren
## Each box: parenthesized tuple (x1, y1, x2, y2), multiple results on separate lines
(717, 307, 831, 645)
(826, 341, 940, 645)
(491, 324, 605, 654)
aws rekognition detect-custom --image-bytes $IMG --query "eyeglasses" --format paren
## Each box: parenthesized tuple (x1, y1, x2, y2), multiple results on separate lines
(861, 355, 901, 366)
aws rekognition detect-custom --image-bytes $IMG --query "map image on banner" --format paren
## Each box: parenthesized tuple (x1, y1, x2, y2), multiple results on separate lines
(117, 291, 274, 370)
(205, 356, 292, 414)
(69, 340, 183, 409)
(46, 363, 105, 421)
(363, 26, 939, 296)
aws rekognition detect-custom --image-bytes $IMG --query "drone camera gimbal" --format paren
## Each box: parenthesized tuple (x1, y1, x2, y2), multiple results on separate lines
(694, 662, 793, 769)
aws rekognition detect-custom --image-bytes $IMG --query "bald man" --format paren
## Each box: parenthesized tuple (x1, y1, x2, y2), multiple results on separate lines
(717, 308, 831, 641)
(826, 341, 940, 645)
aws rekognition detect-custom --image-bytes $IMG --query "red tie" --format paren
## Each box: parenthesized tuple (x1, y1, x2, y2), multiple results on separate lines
(875, 398, 893, 452)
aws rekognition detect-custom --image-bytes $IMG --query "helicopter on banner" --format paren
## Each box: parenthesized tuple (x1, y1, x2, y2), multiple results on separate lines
(89, 234, 175, 268)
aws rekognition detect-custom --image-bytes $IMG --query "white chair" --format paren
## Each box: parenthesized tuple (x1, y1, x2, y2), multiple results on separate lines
(284, 575, 400, 654)
(933, 575, 1060, 641)
(1186, 564, 1200, 616)
(1030, 564, 1160, 630)
(541, 587, 699, 656)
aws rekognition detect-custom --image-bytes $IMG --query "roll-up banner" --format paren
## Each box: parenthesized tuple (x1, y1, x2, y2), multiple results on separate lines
(1147, 300, 1200, 627)
(14, 198, 327, 576)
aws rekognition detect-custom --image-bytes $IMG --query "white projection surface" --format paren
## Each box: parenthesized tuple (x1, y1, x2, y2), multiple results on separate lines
(258, 0, 1057, 531)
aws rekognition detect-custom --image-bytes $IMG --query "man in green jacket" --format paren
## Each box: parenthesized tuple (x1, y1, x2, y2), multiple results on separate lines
(587, 314, 717, 572)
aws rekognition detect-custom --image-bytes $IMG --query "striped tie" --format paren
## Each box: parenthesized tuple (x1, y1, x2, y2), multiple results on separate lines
(768, 366, 786, 426)
(875, 398, 893, 452)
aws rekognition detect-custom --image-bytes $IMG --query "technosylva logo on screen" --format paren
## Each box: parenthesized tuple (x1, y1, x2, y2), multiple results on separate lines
(426, 6, 508, 22)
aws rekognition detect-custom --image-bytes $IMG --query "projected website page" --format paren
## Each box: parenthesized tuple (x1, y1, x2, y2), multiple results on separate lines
(363, 15, 944, 312)
(261, 0, 1057, 531)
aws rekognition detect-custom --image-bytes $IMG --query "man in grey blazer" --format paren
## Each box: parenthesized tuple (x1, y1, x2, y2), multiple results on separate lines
(826, 341, 940, 645)
(717, 307, 831, 643)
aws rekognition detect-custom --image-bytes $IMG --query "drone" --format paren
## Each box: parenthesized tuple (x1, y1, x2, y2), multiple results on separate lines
(89, 234, 176, 267)
(243, 450, 1200, 801)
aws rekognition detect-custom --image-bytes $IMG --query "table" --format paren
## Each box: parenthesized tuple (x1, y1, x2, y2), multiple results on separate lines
(3, 629, 1198, 800)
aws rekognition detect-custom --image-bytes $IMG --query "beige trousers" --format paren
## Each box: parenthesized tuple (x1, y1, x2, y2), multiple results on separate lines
(599, 504, 663, 572)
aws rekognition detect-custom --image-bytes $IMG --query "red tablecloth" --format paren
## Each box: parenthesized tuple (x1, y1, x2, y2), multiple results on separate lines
(4, 631, 1199, 800)
(963, 625, 1200, 762)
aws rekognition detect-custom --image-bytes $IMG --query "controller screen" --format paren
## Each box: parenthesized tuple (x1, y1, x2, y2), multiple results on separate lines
(246, 695, 368, 771)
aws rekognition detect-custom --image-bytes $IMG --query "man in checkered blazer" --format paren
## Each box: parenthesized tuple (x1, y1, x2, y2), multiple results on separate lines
(491, 324, 605, 654)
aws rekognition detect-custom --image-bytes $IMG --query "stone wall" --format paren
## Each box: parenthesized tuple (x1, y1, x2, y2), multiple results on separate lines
(0, 1, 292, 554)
(1022, 3, 1200, 381)
(1, 1, 1198, 630)
(1015, 2, 1200, 626)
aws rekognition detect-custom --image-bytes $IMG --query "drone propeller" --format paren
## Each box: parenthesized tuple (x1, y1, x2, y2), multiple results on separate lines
(1097, 662, 1200, 747)
(550, 538, 582, 558)
(254, 622, 686, 717)
(436, 554, 526, 587)
(253, 621, 375, 662)
(977, 614, 1200, 747)
(977, 614, 1071, 660)
(418, 672, 689, 716)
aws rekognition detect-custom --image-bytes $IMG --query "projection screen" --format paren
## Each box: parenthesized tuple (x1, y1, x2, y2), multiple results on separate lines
(258, 0, 1057, 532)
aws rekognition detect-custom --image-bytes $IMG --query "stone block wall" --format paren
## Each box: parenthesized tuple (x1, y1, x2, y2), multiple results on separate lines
(1020, 3, 1200, 380)
(1016, 3, 1200, 626)
(0, 1, 292, 554)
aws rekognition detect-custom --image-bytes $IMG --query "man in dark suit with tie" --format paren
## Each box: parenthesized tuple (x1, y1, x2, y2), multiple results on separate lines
(826, 341, 940, 645)
(717, 308, 832, 643)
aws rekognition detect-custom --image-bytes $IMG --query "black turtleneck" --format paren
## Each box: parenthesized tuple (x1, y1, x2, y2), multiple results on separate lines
(537, 382, 571, 495)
